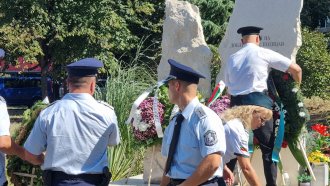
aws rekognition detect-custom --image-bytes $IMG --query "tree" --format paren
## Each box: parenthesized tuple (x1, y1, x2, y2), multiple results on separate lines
(296, 28, 330, 98)
(188, 0, 234, 46)
(0, 0, 138, 98)
(300, 0, 330, 29)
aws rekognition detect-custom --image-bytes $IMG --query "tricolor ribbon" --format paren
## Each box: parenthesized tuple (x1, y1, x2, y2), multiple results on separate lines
(248, 130, 254, 154)
(207, 81, 225, 106)
(272, 102, 285, 162)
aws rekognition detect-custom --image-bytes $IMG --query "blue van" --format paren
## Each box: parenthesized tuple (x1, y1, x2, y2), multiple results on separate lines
(0, 76, 52, 106)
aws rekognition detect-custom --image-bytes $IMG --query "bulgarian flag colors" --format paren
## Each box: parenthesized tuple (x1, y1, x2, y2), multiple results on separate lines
(207, 81, 226, 106)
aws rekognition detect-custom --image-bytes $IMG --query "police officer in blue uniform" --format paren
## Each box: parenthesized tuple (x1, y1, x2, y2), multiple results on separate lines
(224, 26, 302, 186)
(24, 58, 120, 186)
(160, 59, 226, 186)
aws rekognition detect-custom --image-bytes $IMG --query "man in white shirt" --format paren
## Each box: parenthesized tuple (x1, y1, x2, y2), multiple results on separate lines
(224, 26, 302, 186)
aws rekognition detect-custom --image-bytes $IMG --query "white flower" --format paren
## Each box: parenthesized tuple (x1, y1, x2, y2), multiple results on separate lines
(292, 88, 298, 93)
(299, 112, 306, 117)
(275, 119, 280, 125)
(275, 106, 280, 111)
(298, 102, 304, 107)
(138, 122, 150, 132)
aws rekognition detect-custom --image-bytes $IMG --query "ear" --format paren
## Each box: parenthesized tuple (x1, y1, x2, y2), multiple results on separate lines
(90, 79, 96, 95)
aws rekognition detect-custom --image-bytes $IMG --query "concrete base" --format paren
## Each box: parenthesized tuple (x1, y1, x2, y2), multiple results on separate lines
(238, 148, 300, 186)
(110, 174, 158, 186)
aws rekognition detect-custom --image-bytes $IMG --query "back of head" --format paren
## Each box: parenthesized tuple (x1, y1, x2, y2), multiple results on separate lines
(237, 26, 263, 44)
(66, 58, 103, 93)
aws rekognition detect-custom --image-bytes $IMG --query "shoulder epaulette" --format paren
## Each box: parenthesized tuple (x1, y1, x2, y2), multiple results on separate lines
(195, 106, 207, 119)
(98, 100, 114, 110)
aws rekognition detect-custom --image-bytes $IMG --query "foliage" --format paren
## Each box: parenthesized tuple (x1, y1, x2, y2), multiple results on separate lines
(271, 70, 310, 167)
(300, 0, 330, 29)
(95, 64, 156, 178)
(297, 172, 312, 183)
(7, 101, 48, 185)
(0, 0, 139, 97)
(296, 28, 330, 98)
(187, 0, 234, 46)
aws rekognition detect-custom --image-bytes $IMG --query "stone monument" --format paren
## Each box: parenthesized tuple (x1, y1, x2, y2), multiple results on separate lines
(157, 0, 213, 97)
(217, 0, 304, 185)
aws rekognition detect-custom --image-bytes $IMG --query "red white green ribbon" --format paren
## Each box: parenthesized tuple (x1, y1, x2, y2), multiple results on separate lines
(207, 81, 225, 106)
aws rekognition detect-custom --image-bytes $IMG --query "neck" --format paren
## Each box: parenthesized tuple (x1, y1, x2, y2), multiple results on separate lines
(177, 94, 196, 111)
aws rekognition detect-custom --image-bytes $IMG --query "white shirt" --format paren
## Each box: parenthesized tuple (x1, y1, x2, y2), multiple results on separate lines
(161, 97, 226, 179)
(24, 93, 120, 175)
(0, 97, 10, 185)
(225, 43, 291, 96)
(223, 119, 250, 164)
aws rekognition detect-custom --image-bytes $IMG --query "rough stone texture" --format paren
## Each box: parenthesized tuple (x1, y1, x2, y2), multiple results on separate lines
(217, 0, 303, 83)
(158, 0, 213, 97)
(142, 144, 166, 184)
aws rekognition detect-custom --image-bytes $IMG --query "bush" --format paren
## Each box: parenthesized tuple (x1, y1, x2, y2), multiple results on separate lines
(297, 28, 330, 98)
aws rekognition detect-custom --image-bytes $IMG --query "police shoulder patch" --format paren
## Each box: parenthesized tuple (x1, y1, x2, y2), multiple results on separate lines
(204, 130, 218, 146)
(195, 106, 207, 119)
(98, 100, 114, 110)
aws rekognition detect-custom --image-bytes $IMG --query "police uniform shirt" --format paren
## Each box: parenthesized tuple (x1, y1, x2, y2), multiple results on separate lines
(224, 43, 291, 96)
(24, 93, 120, 175)
(0, 97, 10, 185)
(161, 97, 226, 179)
(223, 119, 250, 164)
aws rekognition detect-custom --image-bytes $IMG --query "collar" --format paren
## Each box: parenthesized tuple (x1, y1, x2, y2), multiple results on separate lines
(243, 43, 258, 47)
(181, 97, 199, 120)
(63, 93, 95, 101)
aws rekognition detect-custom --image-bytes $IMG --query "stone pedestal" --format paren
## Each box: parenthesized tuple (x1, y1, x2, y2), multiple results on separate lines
(142, 144, 166, 184)
(239, 148, 300, 185)
(311, 163, 329, 186)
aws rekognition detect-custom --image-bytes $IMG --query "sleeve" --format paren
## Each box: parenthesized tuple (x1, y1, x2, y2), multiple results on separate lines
(263, 49, 291, 72)
(24, 115, 47, 155)
(107, 112, 120, 146)
(0, 101, 10, 136)
(230, 123, 250, 158)
(198, 111, 226, 158)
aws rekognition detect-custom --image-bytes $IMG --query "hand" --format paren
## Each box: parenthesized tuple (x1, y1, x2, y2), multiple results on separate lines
(223, 166, 234, 186)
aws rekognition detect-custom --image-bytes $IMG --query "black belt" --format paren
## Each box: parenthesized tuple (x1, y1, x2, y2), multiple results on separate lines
(51, 171, 103, 180)
(170, 176, 221, 185)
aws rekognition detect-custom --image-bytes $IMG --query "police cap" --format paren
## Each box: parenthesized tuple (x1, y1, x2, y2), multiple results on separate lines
(167, 59, 205, 84)
(67, 58, 103, 77)
(237, 26, 263, 36)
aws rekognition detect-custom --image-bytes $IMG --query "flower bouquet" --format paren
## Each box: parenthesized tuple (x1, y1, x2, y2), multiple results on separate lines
(128, 85, 174, 147)
(307, 123, 330, 163)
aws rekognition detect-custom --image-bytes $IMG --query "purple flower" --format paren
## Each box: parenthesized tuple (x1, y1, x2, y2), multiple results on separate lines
(132, 97, 165, 141)
(209, 95, 230, 116)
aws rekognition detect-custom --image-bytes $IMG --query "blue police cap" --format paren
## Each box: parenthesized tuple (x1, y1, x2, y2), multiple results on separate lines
(239, 92, 273, 110)
(237, 26, 263, 36)
(67, 58, 104, 77)
(167, 59, 205, 84)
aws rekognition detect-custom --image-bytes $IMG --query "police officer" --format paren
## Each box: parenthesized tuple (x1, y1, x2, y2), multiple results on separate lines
(160, 59, 226, 186)
(221, 103, 273, 186)
(24, 58, 120, 186)
(224, 26, 302, 186)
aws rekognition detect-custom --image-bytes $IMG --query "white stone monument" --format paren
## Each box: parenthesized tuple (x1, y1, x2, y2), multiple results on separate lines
(217, 0, 304, 185)
(157, 0, 213, 97)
